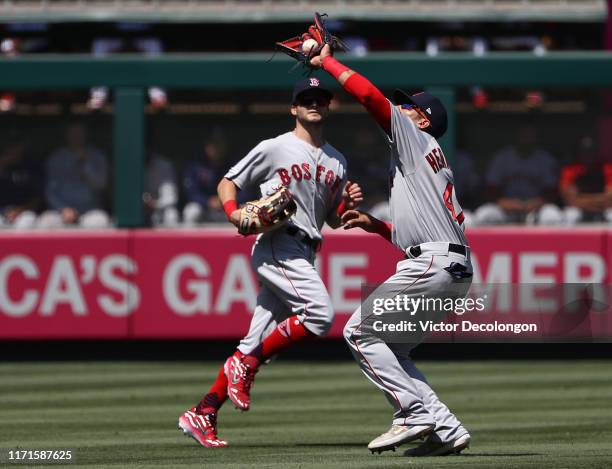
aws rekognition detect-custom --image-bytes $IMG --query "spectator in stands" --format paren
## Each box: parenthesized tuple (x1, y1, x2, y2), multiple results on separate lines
(0, 38, 18, 112)
(560, 136, 612, 224)
(144, 150, 179, 226)
(39, 123, 110, 228)
(474, 125, 563, 225)
(182, 133, 228, 224)
(0, 137, 42, 229)
(88, 36, 167, 110)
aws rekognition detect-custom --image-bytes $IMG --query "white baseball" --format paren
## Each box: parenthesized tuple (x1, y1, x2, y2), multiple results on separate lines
(302, 39, 319, 54)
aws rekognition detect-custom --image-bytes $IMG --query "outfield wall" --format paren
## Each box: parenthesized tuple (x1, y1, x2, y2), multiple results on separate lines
(0, 227, 610, 340)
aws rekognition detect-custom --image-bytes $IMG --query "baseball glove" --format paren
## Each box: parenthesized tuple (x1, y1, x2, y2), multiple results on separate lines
(275, 12, 348, 71)
(238, 186, 297, 236)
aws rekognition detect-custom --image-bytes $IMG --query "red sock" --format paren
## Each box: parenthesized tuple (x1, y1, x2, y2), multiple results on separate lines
(244, 316, 314, 368)
(196, 359, 230, 414)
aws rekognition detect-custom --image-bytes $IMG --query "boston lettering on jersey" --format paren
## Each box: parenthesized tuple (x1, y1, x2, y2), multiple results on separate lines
(277, 163, 341, 191)
(425, 147, 450, 174)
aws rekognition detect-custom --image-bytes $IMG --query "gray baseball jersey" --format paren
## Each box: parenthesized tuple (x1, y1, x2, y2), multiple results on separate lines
(225, 131, 347, 241)
(387, 103, 467, 252)
(224, 131, 347, 347)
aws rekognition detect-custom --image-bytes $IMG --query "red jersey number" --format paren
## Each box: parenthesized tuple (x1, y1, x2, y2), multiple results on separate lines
(443, 182, 465, 225)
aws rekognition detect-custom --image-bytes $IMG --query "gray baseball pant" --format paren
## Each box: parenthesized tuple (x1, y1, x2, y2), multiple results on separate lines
(238, 230, 333, 354)
(343, 243, 472, 443)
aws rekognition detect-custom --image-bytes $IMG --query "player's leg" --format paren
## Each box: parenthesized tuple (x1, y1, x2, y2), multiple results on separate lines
(178, 369, 229, 450)
(246, 247, 333, 366)
(343, 257, 445, 452)
(394, 254, 472, 455)
(390, 343, 470, 444)
(178, 406, 228, 448)
(225, 234, 333, 409)
(343, 306, 435, 453)
(344, 253, 472, 453)
(247, 234, 333, 365)
(178, 361, 231, 447)
(179, 286, 284, 444)
(394, 354, 471, 456)
(225, 287, 288, 411)
(226, 259, 331, 409)
(195, 366, 229, 414)
(236, 287, 286, 355)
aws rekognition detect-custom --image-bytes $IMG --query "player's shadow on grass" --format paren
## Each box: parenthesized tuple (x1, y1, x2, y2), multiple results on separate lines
(296, 444, 540, 456)
(295, 443, 372, 448)
(458, 452, 540, 457)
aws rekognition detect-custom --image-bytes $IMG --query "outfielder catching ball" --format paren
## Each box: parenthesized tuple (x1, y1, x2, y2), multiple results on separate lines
(178, 78, 363, 447)
(310, 44, 473, 456)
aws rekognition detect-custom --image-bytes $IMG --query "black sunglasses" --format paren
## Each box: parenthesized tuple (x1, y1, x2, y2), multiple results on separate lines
(297, 96, 330, 106)
(401, 103, 430, 121)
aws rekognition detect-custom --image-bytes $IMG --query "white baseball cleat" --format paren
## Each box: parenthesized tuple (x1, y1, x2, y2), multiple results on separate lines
(404, 432, 471, 457)
(368, 424, 434, 454)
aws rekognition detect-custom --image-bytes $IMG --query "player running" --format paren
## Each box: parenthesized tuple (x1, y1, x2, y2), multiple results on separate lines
(310, 45, 473, 456)
(178, 77, 363, 447)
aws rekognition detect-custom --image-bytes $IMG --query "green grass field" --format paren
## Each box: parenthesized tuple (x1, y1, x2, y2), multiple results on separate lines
(1, 360, 611, 468)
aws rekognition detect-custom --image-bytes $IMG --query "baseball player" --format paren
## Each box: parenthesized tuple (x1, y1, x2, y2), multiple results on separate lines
(310, 45, 473, 456)
(178, 77, 363, 447)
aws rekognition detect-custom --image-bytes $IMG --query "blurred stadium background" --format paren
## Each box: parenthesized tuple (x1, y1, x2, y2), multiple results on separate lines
(0, 2, 611, 467)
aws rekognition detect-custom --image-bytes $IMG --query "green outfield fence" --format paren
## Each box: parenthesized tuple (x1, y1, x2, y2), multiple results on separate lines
(1, 52, 611, 227)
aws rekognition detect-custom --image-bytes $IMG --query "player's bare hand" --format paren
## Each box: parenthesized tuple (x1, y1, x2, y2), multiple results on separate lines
(310, 44, 332, 69)
(341, 210, 375, 232)
(343, 181, 364, 209)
